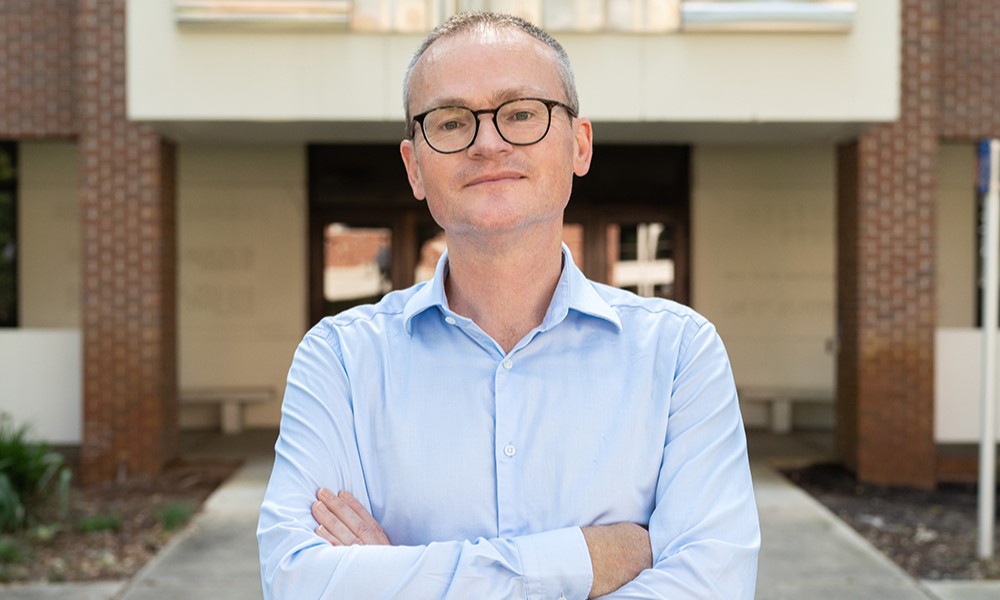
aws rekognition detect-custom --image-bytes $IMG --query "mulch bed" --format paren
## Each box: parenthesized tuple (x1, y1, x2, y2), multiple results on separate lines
(784, 462, 1000, 580)
(0, 458, 239, 584)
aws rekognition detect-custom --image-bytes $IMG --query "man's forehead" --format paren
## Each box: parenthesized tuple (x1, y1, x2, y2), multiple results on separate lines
(421, 26, 550, 63)
(410, 28, 562, 107)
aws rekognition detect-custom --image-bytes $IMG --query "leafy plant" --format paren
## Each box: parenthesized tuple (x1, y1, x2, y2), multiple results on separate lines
(0, 474, 22, 532)
(0, 414, 71, 532)
(157, 502, 195, 531)
(0, 536, 21, 564)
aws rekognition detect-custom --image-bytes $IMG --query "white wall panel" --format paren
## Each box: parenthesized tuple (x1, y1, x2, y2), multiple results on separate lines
(0, 330, 81, 444)
(178, 145, 307, 429)
(692, 144, 835, 428)
(936, 328, 1000, 443)
(19, 142, 80, 329)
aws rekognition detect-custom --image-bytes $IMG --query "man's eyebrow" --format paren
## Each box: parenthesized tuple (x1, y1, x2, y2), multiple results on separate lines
(422, 88, 550, 111)
(422, 97, 469, 109)
(490, 88, 547, 104)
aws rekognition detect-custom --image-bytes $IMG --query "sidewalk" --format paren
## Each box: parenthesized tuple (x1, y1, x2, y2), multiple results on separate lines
(750, 431, 1000, 600)
(2, 430, 998, 599)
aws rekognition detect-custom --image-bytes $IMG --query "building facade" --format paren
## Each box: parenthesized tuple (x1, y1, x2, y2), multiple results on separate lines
(0, 0, 996, 486)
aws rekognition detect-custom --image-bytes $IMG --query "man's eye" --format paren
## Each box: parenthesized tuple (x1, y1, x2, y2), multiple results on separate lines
(503, 109, 540, 125)
(439, 120, 464, 132)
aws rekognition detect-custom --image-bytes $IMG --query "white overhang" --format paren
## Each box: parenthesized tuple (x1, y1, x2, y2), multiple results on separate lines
(129, 0, 898, 145)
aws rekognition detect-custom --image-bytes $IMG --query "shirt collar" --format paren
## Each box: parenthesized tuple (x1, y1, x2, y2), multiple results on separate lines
(403, 243, 623, 334)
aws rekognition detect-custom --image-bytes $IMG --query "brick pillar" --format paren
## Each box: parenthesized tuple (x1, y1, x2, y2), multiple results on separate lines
(78, 0, 177, 483)
(939, 0, 1000, 139)
(0, 0, 78, 138)
(836, 0, 939, 488)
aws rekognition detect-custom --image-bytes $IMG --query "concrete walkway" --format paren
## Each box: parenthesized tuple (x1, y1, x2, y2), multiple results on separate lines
(2, 430, 998, 599)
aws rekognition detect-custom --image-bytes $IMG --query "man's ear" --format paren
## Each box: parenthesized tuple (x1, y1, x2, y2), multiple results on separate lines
(400, 139, 426, 201)
(572, 117, 594, 177)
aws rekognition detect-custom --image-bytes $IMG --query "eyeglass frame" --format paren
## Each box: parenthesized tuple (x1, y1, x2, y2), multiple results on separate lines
(408, 97, 578, 154)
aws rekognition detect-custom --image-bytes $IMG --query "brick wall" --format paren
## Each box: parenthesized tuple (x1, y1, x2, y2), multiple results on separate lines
(836, 0, 939, 488)
(325, 227, 391, 267)
(78, 0, 177, 483)
(939, 0, 1000, 139)
(0, 0, 78, 138)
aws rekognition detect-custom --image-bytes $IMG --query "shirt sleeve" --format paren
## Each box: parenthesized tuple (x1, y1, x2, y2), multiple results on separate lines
(257, 325, 594, 600)
(599, 320, 761, 599)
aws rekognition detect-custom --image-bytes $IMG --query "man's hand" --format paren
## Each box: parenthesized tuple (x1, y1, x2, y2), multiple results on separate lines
(581, 523, 652, 598)
(312, 488, 391, 546)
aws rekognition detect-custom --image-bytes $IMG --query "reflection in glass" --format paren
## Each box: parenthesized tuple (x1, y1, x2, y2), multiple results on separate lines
(0, 142, 15, 327)
(415, 230, 447, 283)
(323, 223, 392, 313)
(612, 222, 674, 298)
(0, 190, 15, 326)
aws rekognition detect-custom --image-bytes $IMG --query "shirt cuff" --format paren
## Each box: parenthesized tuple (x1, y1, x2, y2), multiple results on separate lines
(514, 526, 593, 600)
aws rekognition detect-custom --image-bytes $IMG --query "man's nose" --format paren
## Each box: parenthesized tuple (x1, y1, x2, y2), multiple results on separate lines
(468, 113, 511, 155)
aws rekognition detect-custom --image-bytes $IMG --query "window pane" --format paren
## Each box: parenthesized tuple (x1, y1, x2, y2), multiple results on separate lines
(415, 226, 446, 283)
(611, 222, 675, 299)
(0, 189, 15, 327)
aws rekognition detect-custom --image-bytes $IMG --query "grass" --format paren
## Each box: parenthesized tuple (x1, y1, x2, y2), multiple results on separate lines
(77, 513, 121, 533)
(157, 502, 195, 531)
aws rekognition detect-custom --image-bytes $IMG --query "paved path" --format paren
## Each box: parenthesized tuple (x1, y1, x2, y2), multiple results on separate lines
(754, 462, 934, 599)
(2, 430, 998, 599)
(114, 457, 270, 600)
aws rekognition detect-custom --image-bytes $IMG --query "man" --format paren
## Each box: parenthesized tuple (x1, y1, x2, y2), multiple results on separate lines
(258, 12, 759, 599)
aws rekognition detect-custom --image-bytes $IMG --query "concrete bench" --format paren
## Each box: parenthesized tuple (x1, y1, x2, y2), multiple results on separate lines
(181, 386, 275, 434)
(738, 386, 833, 433)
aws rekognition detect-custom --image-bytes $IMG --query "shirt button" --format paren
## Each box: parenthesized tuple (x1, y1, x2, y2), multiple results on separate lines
(444, 316, 457, 325)
(502, 359, 513, 370)
(503, 444, 516, 457)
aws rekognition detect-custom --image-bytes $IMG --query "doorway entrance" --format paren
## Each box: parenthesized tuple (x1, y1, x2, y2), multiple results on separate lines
(308, 144, 690, 325)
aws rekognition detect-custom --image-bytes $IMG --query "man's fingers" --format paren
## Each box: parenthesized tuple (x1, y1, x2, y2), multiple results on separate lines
(315, 523, 340, 546)
(312, 494, 363, 546)
(338, 490, 391, 545)
(313, 488, 390, 546)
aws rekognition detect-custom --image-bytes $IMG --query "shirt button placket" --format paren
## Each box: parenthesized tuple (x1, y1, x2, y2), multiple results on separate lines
(495, 355, 520, 537)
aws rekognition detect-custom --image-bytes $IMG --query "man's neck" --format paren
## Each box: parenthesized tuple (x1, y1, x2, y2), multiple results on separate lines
(444, 231, 564, 354)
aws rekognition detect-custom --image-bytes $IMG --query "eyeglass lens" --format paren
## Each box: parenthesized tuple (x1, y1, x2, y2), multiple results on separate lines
(422, 99, 552, 153)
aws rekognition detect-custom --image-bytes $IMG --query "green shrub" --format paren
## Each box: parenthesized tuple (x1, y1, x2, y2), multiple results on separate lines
(77, 513, 121, 533)
(0, 536, 21, 564)
(157, 502, 195, 531)
(0, 474, 22, 532)
(0, 414, 71, 532)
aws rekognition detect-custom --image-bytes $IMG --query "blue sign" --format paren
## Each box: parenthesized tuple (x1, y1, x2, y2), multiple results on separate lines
(980, 140, 992, 197)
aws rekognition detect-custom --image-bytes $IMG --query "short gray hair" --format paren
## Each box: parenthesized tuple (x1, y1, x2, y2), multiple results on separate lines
(402, 12, 580, 132)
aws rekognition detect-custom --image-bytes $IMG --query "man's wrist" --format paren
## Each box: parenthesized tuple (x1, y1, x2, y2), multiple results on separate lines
(581, 523, 652, 598)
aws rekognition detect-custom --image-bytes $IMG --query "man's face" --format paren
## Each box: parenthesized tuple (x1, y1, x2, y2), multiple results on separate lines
(400, 28, 593, 240)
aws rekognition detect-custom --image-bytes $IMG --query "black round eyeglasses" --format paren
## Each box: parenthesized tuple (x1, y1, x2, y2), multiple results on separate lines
(410, 97, 577, 154)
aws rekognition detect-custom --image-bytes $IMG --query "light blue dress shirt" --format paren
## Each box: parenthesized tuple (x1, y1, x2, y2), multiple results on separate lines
(258, 246, 760, 599)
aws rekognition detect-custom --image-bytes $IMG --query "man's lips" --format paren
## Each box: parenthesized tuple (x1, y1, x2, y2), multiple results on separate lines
(464, 172, 526, 187)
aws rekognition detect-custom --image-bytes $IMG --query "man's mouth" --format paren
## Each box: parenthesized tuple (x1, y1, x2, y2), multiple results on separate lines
(464, 172, 525, 187)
